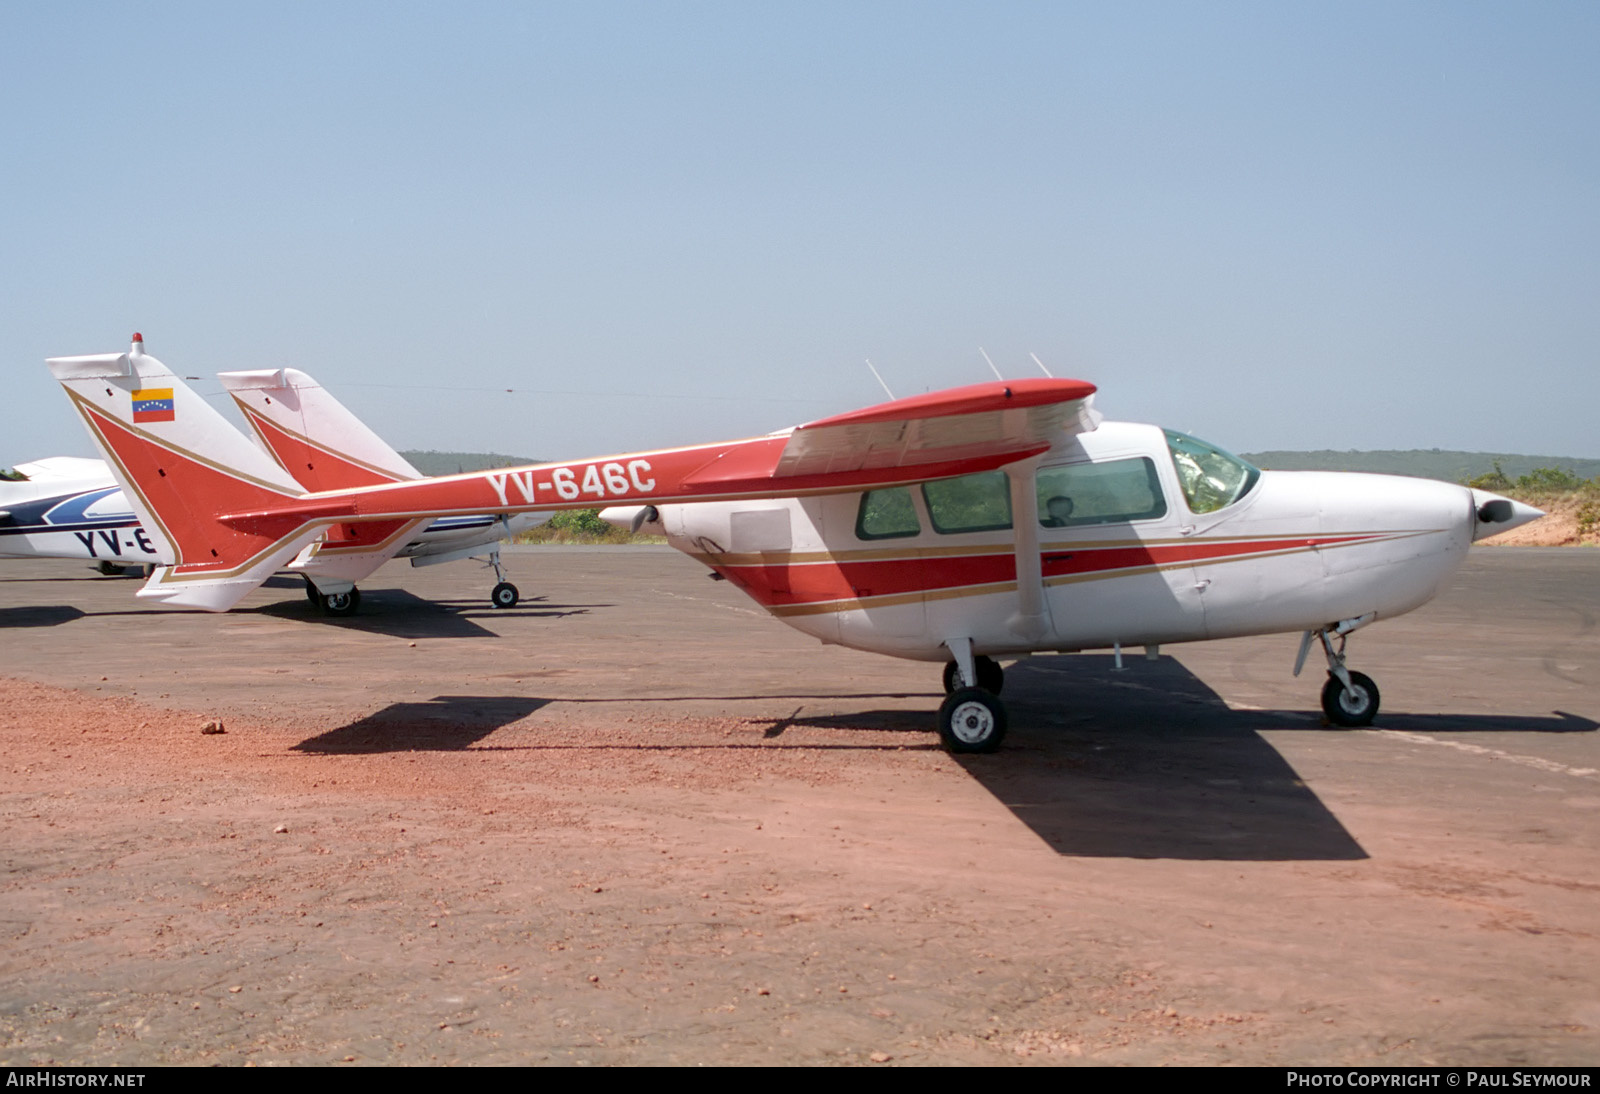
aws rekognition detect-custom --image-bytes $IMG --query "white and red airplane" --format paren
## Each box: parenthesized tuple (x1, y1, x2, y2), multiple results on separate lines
(47, 335, 1542, 751)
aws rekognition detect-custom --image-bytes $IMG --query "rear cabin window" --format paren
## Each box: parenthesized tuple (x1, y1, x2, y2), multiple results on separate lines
(922, 471, 1013, 534)
(855, 486, 921, 540)
(1036, 458, 1167, 527)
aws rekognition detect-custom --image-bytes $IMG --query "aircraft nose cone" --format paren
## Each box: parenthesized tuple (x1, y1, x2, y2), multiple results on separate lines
(1469, 489, 1545, 541)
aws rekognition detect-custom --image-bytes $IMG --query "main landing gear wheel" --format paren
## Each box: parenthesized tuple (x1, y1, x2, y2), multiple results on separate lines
(1321, 670, 1379, 727)
(303, 577, 320, 606)
(941, 655, 1005, 695)
(96, 561, 127, 576)
(320, 587, 362, 617)
(491, 581, 520, 609)
(937, 688, 1008, 753)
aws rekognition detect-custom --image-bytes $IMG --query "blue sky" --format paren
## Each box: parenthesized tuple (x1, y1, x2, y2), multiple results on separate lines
(4, 2, 1597, 465)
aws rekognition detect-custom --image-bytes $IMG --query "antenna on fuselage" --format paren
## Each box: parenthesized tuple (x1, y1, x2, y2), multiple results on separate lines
(1030, 352, 1055, 378)
(864, 358, 896, 400)
(979, 347, 1004, 380)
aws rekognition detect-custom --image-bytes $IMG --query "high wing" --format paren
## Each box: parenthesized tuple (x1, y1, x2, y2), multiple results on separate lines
(49, 335, 1098, 612)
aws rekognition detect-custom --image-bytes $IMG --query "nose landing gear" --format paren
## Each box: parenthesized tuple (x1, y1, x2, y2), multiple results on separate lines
(1296, 615, 1381, 727)
(1321, 669, 1380, 727)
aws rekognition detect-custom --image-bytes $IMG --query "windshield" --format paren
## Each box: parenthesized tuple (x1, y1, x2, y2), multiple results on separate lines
(1164, 430, 1260, 514)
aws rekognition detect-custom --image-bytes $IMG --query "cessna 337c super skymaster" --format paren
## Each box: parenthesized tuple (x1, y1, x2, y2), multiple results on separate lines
(48, 335, 1542, 752)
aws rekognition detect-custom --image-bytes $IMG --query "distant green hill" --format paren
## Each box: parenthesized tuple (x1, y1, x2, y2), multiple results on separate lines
(1240, 450, 1600, 483)
(400, 450, 540, 475)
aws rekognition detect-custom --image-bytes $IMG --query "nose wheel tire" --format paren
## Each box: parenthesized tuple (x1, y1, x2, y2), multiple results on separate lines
(941, 655, 1005, 696)
(491, 581, 520, 609)
(1321, 671, 1379, 727)
(320, 588, 362, 617)
(937, 688, 1008, 753)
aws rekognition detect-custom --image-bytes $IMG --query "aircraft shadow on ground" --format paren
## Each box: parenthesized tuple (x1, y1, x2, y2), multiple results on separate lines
(1367, 710, 1597, 734)
(248, 589, 607, 639)
(293, 695, 551, 753)
(961, 654, 1593, 860)
(949, 655, 1368, 860)
(0, 604, 87, 628)
(283, 654, 1596, 860)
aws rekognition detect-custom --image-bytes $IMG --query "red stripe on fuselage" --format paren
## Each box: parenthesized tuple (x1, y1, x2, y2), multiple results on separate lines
(706, 532, 1395, 610)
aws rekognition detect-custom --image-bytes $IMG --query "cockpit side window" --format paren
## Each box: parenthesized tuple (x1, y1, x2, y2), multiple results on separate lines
(921, 471, 1013, 534)
(855, 486, 921, 540)
(1036, 458, 1167, 527)
(1164, 430, 1260, 514)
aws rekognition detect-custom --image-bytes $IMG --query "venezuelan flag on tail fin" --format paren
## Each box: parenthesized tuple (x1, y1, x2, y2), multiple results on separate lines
(47, 335, 332, 611)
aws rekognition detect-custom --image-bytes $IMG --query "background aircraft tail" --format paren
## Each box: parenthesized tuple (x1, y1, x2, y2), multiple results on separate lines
(47, 335, 332, 611)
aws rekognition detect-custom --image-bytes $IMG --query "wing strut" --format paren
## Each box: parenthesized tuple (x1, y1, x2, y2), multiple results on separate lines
(1004, 456, 1049, 642)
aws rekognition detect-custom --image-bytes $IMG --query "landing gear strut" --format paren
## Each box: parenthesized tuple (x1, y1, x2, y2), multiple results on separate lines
(941, 655, 1004, 696)
(937, 639, 1008, 752)
(1297, 617, 1381, 727)
(487, 546, 519, 609)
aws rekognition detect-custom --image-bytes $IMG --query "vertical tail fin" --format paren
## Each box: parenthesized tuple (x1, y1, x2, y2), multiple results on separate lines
(218, 368, 446, 587)
(47, 335, 331, 610)
(219, 369, 421, 489)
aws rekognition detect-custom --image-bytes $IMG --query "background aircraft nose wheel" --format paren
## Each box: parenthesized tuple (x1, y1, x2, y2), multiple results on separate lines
(491, 581, 520, 609)
(941, 655, 1005, 695)
(320, 587, 361, 616)
(937, 687, 1008, 753)
(1321, 670, 1379, 727)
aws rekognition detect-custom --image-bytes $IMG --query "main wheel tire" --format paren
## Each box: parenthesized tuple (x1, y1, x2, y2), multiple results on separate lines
(303, 577, 320, 605)
(96, 561, 127, 576)
(491, 581, 519, 609)
(321, 587, 361, 617)
(941, 655, 1005, 696)
(1321, 670, 1379, 727)
(937, 687, 1008, 753)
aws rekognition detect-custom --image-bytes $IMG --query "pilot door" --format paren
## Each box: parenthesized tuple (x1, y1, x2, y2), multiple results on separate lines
(1034, 456, 1207, 649)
